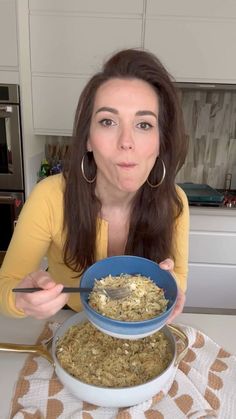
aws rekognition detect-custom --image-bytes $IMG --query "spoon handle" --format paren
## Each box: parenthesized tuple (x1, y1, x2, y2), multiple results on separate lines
(12, 287, 92, 293)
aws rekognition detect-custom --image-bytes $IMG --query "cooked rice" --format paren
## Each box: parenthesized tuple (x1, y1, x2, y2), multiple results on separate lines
(56, 321, 173, 387)
(88, 274, 168, 321)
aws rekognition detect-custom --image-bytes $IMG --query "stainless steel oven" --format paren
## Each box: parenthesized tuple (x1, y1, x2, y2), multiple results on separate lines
(0, 191, 24, 264)
(0, 84, 24, 190)
(0, 84, 25, 264)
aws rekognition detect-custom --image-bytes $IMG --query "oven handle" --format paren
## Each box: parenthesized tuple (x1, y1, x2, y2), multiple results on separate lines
(0, 195, 16, 204)
(0, 105, 13, 116)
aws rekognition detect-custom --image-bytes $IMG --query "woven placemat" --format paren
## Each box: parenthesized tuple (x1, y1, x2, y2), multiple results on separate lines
(9, 322, 236, 419)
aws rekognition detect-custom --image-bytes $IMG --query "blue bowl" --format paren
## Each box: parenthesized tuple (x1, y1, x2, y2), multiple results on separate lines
(80, 256, 177, 339)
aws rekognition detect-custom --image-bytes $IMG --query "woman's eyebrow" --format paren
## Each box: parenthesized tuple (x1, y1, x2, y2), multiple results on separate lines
(136, 110, 157, 119)
(95, 107, 157, 119)
(95, 106, 118, 114)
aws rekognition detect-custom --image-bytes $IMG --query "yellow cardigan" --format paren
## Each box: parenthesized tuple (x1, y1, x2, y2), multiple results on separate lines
(0, 174, 189, 317)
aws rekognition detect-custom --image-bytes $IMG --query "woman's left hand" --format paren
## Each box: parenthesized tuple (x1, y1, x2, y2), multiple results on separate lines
(159, 258, 186, 323)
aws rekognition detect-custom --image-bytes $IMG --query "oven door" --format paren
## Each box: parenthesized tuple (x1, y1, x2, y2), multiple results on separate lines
(0, 191, 24, 265)
(0, 104, 24, 190)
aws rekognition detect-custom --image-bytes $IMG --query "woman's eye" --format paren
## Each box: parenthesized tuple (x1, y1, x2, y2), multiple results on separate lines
(137, 122, 153, 130)
(99, 119, 116, 127)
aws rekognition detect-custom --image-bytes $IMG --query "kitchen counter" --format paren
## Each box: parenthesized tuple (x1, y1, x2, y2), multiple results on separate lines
(0, 310, 236, 419)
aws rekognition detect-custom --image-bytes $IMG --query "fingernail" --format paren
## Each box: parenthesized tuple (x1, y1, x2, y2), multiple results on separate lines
(56, 284, 64, 293)
(38, 278, 54, 288)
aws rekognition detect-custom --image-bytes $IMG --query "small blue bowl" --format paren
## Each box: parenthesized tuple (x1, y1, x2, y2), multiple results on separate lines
(80, 255, 177, 339)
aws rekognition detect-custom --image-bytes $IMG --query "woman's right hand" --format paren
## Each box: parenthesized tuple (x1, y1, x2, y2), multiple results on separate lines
(14, 271, 69, 319)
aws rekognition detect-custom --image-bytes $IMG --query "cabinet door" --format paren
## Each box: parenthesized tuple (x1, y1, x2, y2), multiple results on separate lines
(30, 15, 142, 74)
(189, 231, 236, 265)
(189, 211, 236, 233)
(32, 76, 88, 135)
(186, 264, 236, 309)
(146, 0, 236, 18)
(29, 0, 143, 15)
(144, 18, 236, 82)
(189, 211, 236, 265)
(0, 0, 18, 68)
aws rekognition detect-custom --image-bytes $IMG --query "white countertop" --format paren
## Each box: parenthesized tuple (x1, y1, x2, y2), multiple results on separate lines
(0, 310, 235, 419)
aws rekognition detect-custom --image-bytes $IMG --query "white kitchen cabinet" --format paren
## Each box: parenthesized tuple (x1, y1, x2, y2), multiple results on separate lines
(145, 0, 236, 83)
(29, 0, 144, 15)
(185, 208, 236, 309)
(29, 2, 143, 135)
(30, 15, 142, 75)
(0, 0, 19, 82)
(31, 76, 89, 135)
(146, 0, 236, 18)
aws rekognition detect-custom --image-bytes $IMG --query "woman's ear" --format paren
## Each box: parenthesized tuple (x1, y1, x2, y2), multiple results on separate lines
(86, 139, 92, 152)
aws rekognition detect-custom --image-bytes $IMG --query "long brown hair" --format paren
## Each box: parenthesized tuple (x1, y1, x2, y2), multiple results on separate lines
(63, 48, 188, 274)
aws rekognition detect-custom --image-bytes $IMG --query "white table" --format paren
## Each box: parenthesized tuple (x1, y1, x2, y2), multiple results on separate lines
(0, 310, 235, 419)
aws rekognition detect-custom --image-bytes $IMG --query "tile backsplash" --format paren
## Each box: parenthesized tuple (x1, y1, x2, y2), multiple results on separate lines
(176, 87, 236, 189)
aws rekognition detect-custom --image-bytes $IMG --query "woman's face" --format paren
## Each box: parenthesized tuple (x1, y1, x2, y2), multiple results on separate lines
(87, 78, 160, 193)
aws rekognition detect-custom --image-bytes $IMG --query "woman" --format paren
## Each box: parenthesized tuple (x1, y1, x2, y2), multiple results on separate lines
(0, 48, 189, 320)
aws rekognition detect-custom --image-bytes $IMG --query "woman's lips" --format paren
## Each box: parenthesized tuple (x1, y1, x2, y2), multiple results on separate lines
(117, 163, 137, 169)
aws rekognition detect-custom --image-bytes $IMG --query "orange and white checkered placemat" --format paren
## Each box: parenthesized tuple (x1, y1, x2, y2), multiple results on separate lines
(9, 322, 236, 419)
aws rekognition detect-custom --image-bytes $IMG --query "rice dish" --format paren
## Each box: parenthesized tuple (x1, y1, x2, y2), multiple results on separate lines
(56, 321, 173, 387)
(88, 274, 168, 321)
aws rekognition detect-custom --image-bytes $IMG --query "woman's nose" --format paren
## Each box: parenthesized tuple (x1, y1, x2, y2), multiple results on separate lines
(118, 127, 134, 150)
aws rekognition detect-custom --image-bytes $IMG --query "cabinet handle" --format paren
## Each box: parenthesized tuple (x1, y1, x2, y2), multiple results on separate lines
(0, 196, 15, 204)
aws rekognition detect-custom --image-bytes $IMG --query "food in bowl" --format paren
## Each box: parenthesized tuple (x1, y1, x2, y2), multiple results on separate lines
(56, 320, 173, 388)
(80, 256, 178, 339)
(88, 274, 168, 321)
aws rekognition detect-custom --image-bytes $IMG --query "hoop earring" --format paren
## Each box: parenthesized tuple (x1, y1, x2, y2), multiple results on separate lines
(81, 152, 96, 183)
(147, 158, 166, 188)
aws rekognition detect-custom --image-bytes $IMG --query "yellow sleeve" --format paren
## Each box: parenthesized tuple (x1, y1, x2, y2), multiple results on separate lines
(0, 175, 62, 318)
(171, 185, 190, 292)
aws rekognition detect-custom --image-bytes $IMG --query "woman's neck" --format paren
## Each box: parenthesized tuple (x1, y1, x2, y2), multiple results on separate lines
(95, 180, 136, 215)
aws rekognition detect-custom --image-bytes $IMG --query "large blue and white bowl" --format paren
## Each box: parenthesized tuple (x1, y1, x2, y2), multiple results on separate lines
(80, 255, 178, 339)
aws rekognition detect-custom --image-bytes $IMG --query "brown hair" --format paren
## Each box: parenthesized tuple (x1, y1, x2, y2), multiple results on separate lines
(63, 48, 188, 275)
